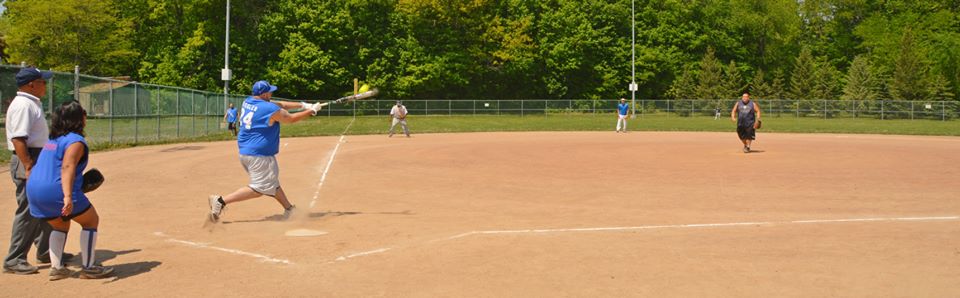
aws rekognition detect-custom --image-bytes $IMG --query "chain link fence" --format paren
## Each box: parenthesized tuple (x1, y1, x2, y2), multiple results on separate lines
(2, 64, 958, 149)
(346, 99, 960, 121)
(0, 65, 258, 147)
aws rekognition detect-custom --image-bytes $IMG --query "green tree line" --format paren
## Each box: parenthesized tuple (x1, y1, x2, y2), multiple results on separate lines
(1, 0, 958, 101)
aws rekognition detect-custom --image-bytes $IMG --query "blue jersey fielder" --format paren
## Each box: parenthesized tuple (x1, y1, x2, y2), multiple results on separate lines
(618, 103, 629, 116)
(226, 107, 237, 123)
(237, 96, 281, 156)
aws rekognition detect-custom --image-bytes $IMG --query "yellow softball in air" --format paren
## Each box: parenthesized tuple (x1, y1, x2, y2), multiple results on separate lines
(358, 84, 370, 93)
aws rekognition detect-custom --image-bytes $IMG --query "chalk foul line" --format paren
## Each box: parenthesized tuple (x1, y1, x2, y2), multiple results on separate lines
(329, 248, 393, 263)
(154, 232, 293, 265)
(440, 215, 960, 241)
(309, 118, 355, 208)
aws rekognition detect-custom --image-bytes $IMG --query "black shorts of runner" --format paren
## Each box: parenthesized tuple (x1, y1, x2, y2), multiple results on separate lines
(737, 125, 755, 140)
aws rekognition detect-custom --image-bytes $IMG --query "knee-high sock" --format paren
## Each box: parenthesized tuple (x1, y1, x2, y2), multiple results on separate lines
(49, 230, 67, 269)
(80, 228, 97, 268)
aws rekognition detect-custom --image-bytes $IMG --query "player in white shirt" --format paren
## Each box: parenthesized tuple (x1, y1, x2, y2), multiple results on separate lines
(389, 101, 410, 138)
(4, 67, 68, 275)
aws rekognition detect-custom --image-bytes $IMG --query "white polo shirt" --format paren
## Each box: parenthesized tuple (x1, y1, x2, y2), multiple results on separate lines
(390, 105, 407, 119)
(5, 91, 49, 150)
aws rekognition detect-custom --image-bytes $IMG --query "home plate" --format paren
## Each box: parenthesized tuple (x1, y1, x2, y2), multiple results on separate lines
(285, 229, 328, 237)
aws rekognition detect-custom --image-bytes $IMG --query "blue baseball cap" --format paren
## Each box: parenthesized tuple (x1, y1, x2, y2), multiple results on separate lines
(16, 67, 53, 87)
(252, 80, 278, 96)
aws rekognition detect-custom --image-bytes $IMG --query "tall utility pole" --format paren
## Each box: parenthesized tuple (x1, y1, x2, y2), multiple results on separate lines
(222, 0, 232, 113)
(630, 0, 637, 118)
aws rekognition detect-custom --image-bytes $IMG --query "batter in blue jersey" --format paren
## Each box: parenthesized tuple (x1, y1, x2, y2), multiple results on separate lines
(207, 80, 324, 223)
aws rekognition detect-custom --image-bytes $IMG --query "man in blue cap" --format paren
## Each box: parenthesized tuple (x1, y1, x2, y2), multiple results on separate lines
(4, 67, 73, 274)
(207, 80, 323, 223)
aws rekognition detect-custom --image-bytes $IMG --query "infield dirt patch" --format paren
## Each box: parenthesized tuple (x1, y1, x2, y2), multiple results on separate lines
(1, 132, 958, 297)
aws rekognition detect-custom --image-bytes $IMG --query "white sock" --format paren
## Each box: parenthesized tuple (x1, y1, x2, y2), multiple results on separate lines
(80, 228, 98, 268)
(49, 230, 68, 269)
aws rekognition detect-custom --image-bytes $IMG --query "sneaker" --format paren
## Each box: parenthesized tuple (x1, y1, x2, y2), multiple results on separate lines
(37, 252, 74, 265)
(2, 262, 38, 275)
(79, 265, 114, 279)
(48, 267, 74, 281)
(281, 205, 297, 221)
(208, 195, 225, 223)
(743, 146, 749, 153)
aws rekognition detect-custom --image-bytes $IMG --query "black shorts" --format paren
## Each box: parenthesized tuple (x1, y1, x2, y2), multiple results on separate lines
(38, 204, 92, 222)
(737, 125, 755, 140)
(228, 122, 236, 130)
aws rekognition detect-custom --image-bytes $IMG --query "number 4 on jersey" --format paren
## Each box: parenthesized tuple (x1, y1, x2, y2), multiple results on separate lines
(241, 109, 254, 130)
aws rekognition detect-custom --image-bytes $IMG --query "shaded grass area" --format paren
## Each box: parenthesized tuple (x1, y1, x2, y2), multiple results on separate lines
(2, 114, 959, 165)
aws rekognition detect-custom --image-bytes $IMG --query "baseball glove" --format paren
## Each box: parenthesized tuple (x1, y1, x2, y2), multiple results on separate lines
(756, 120, 762, 129)
(82, 168, 104, 193)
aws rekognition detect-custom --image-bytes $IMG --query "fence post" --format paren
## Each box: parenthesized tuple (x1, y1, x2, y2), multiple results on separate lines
(822, 100, 826, 119)
(134, 84, 139, 143)
(191, 92, 196, 136)
(881, 100, 885, 120)
(544, 100, 548, 117)
(521, 100, 524, 117)
(157, 86, 161, 140)
(205, 93, 210, 133)
(473, 100, 476, 116)
(73, 65, 79, 102)
(853, 100, 857, 118)
(910, 101, 914, 120)
(796, 100, 800, 118)
(48, 75, 54, 115)
(497, 100, 501, 116)
(448, 100, 451, 116)
(943, 101, 946, 121)
(176, 90, 181, 137)
(108, 81, 114, 143)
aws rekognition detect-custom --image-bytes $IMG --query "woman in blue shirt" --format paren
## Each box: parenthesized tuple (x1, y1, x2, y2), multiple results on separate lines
(25, 101, 112, 280)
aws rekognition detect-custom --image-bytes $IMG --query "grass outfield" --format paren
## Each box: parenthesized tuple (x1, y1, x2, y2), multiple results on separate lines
(2, 114, 959, 164)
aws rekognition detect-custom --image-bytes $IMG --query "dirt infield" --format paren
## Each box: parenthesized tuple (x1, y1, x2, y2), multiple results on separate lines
(1, 131, 958, 297)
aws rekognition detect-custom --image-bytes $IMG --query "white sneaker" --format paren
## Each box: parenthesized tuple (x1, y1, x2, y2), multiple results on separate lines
(281, 205, 297, 221)
(208, 195, 225, 223)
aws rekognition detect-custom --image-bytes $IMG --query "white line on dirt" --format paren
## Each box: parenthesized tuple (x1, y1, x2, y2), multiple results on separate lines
(154, 232, 293, 265)
(333, 248, 393, 262)
(309, 118, 355, 208)
(440, 216, 960, 241)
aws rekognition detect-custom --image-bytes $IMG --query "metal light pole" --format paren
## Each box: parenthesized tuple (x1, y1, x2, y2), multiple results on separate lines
(630, 0, 637, 118)
(222, 0, 232, 113)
